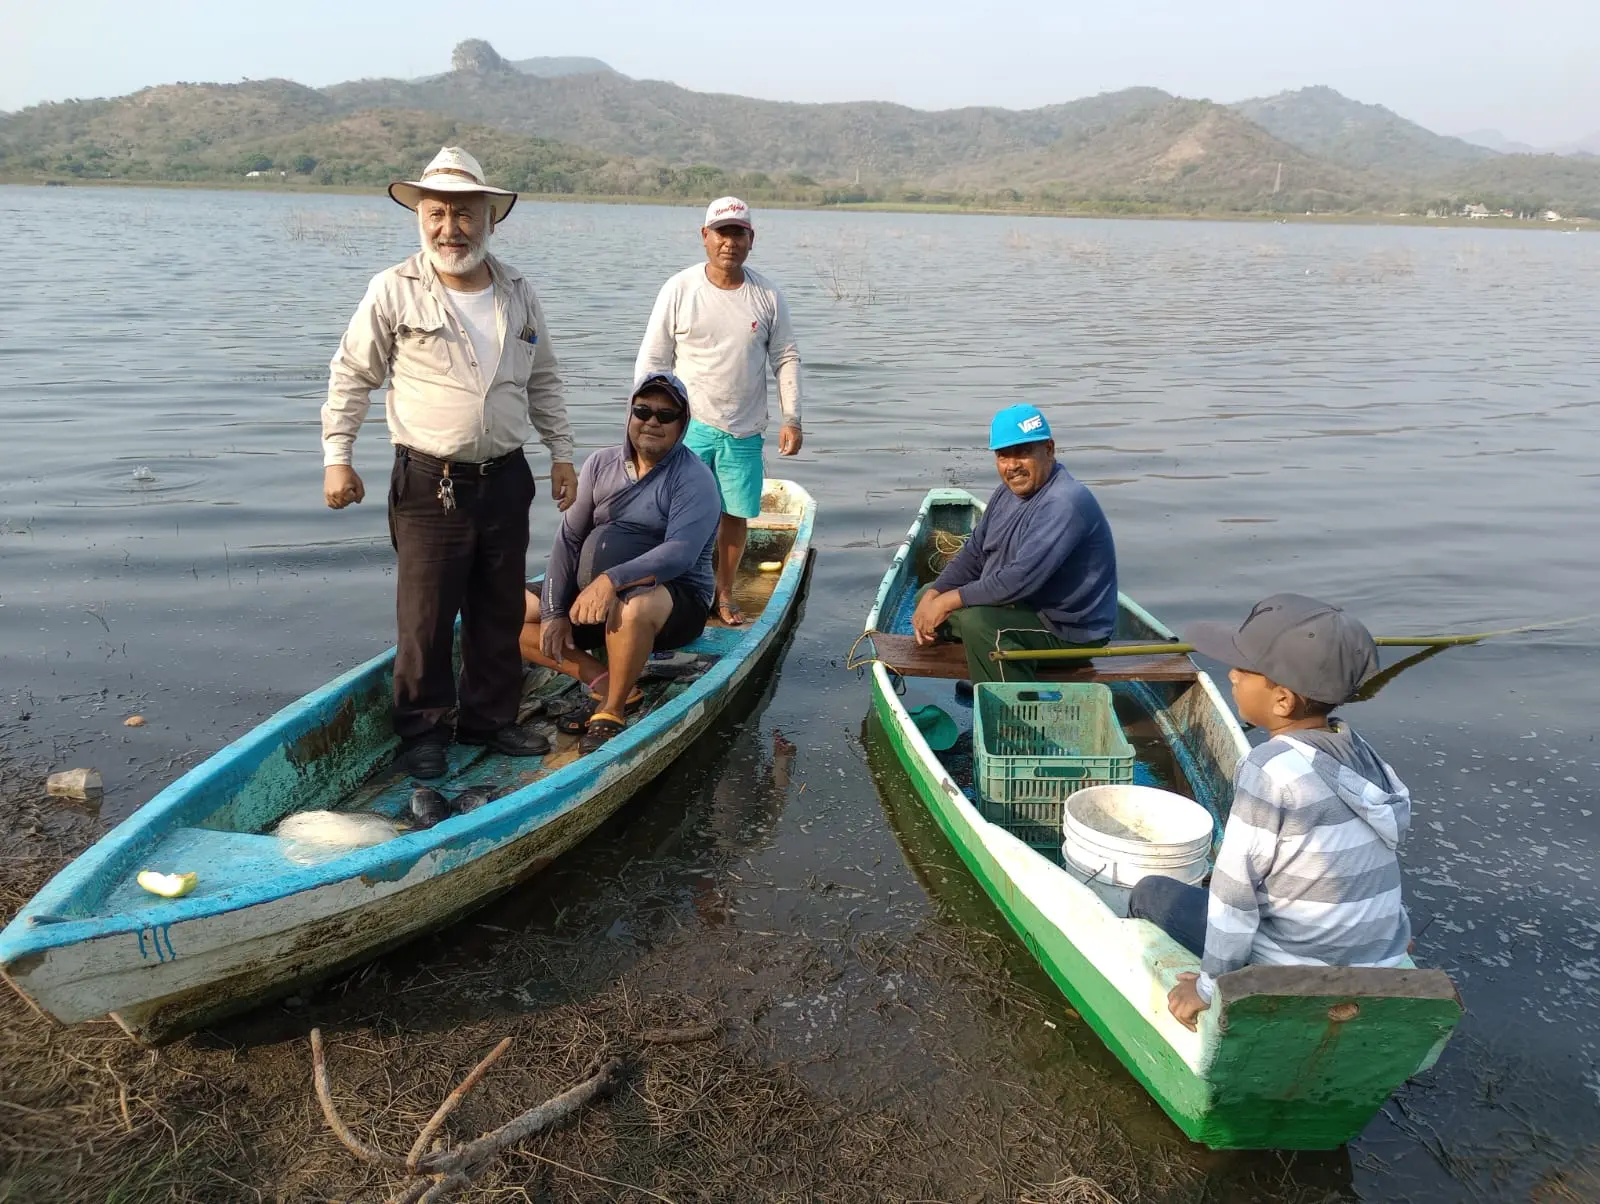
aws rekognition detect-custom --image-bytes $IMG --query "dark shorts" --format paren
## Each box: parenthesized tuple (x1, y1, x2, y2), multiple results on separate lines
(572, 580, 711, 653)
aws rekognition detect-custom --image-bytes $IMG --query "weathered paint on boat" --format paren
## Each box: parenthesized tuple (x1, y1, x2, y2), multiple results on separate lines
(863, 488, 1461, 1150)
(0, 481, 815, 1044)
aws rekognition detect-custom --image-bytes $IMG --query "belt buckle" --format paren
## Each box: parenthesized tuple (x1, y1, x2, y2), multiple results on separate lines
(478, 459, 491, 477)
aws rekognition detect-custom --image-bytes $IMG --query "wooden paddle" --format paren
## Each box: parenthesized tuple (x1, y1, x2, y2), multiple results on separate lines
(988, 614, 1595, 663)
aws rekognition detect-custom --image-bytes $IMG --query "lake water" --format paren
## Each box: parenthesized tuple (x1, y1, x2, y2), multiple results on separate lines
(2, 184, 1598, 1199)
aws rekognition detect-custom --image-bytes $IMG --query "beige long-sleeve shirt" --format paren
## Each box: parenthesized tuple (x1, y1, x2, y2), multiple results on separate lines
(322, 251, 574, 467)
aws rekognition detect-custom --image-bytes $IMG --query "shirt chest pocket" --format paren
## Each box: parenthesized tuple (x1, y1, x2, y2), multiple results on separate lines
(394, 307, 452, 376)
(508, 328, 537, 386)
(504, 299, 537, 385)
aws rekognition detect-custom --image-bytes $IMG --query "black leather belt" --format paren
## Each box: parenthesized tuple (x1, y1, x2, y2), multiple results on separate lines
(397, 445, 522, 477)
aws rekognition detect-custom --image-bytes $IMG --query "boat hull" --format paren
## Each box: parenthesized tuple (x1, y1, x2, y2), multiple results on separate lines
(105, 688, 732, 1042)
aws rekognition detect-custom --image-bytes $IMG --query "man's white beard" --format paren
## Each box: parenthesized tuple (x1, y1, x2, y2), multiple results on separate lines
(420, 216, 490, 277)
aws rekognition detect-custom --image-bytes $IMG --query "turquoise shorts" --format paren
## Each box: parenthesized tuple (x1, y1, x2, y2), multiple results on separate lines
(683, 419, 764, 519)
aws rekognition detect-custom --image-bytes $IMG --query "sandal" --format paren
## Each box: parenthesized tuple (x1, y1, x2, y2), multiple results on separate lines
(555, 698, 592, 735)
(585, 672, 644, 708)
(715, 598, 746, 627)
(578, 711, 626, 754)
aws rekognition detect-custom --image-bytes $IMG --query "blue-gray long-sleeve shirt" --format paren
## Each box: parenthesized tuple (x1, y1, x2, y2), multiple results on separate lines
(933, 465, 1118, 642)
(541, 440, 719, 619)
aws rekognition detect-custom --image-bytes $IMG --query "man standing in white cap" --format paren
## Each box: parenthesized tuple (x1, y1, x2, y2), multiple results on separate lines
(634, 197, 802, 626)
(321, 147, 578, 779)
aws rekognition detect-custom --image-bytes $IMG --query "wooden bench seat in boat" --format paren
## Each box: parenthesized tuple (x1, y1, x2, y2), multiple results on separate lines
(862, 632, 1199, 684)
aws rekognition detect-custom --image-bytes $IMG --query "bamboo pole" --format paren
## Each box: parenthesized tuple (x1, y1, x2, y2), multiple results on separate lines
(989, 615, 1594, 663)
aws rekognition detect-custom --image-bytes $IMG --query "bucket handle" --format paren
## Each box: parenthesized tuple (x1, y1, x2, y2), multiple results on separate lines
(1031, 765, 1088, 779)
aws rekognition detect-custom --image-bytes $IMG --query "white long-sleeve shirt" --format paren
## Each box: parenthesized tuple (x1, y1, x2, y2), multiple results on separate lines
(634, 265, 802, 438)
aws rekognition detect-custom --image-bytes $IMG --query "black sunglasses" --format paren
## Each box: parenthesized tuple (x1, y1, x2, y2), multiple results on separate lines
(630, 402, 684, 425)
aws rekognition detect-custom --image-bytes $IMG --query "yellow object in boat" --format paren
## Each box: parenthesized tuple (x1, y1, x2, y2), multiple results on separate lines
(136, 870, 198, 898)
(758, 561, 782, 572)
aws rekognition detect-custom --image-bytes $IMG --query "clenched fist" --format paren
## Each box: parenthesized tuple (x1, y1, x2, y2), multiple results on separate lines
(324, 465, 365, 509)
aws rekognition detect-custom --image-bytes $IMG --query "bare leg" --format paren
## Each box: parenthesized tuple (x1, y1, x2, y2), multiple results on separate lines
(597, 587, 673, 718)
(714, 513, 748, 624)
(520, 592, 604, 684)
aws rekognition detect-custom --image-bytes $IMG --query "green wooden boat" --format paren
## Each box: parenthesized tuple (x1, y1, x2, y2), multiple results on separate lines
(859, 488, 1462, 1150)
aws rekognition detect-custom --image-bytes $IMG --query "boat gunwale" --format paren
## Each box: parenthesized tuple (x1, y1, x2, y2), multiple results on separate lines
(0, 481, 817, 962)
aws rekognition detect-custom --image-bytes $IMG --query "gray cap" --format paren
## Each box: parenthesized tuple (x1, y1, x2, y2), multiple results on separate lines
(1184, 594, 1379, 705)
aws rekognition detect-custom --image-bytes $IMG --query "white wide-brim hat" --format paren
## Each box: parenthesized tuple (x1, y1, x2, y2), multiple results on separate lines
(389, 146, 517, 223)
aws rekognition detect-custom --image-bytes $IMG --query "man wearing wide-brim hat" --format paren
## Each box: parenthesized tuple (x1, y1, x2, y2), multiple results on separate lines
(322, 146, 577, 779)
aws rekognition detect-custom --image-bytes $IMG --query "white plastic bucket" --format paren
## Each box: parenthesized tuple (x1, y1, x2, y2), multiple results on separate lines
(1061, 784, 1214, 888)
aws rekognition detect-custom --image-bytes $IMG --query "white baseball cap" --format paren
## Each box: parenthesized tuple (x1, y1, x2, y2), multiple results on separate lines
(389, 147, 517, 222)
(703, 196, 753, 231)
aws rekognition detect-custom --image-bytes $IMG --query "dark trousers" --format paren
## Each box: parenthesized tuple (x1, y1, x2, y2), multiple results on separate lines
(1127, 874, 1208, 957)
(387, 448, 534, 743)
(917, 586, 1107, 683)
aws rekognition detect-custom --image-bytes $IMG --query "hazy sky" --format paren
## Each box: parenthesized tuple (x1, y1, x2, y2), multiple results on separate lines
(6, 1, 1596, 145)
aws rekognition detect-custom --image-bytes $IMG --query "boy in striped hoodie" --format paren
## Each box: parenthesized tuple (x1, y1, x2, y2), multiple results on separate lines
(1128, 594, 1413, 1031)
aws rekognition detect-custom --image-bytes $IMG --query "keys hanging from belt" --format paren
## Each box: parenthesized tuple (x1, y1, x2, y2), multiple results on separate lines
(436, 464, 456, 513)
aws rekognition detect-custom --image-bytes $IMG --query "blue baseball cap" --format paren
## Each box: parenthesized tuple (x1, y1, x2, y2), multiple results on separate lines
(989, 403, 1053, 451)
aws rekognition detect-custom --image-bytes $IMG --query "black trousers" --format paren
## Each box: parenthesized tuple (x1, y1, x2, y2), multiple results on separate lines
(387, 447, 535, 742)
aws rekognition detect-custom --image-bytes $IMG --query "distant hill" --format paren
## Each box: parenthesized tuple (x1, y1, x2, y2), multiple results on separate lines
(323, 58, 1178, 181)
(1457, 128, 1544, 155)
(0, 82, 739, 197)
(1436, 152, 1600, 216)
(1554, 133, 1600, 157)
(2, 42, 1597, 217)
(1232, 86, 1494, 179)
(413, 45, 621, 83)
(0, 80, 341, 181)
(922, 99, 1386, 212)
(508, 56, 621, 79)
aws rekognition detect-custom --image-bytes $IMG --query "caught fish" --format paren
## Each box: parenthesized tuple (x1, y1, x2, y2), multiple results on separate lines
(452, 786, 495, 813)
(274, 811, 404, 864)
(408, 787, 453, 828)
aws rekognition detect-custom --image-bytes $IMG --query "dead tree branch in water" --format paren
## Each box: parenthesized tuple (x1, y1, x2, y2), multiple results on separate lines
(406, 1036, 513, 1172)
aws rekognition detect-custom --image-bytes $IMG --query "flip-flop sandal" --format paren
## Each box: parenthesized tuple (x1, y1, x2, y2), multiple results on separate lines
(578, 712, 626, 754)
(716, 599, 746, 627)
(584, 673, 644, 709)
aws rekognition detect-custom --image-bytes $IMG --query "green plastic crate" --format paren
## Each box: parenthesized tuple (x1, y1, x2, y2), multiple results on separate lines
(973, 682, 1135, 847)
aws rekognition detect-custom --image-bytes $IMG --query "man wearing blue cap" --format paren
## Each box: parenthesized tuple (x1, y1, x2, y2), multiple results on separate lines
(912, 404, 1118, 683)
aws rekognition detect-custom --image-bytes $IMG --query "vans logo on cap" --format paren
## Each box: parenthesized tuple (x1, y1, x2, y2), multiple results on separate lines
(1019, 415, 1044, 434)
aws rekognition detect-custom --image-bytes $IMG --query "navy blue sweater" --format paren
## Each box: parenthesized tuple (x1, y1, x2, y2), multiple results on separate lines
(933, 465, 1118, 642)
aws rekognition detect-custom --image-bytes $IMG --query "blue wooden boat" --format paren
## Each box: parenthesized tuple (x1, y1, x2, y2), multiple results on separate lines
(0, 481, 815, 1044)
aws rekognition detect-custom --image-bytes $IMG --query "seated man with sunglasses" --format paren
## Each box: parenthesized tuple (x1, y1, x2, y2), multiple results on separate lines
(521, 372, 720, 751)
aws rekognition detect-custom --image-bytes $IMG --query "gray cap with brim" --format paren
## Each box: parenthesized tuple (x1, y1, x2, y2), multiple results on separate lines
(1184, 593, 1379, 706)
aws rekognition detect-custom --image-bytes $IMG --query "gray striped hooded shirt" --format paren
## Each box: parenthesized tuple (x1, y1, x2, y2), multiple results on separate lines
(1197, 722, 1412, 999)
